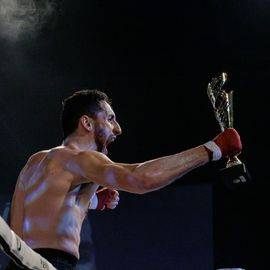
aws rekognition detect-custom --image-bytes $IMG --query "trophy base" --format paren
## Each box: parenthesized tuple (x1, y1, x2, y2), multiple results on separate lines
(220, 163, 252, 189)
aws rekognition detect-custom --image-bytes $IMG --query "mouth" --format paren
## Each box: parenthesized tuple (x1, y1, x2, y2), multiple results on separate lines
(105, 136, 117, 149)
(102, 136, 116, 155)
(108, 136, 117, 144)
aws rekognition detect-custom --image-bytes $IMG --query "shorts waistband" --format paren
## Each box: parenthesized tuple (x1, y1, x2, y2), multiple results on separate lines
(34, 248, 78, 266)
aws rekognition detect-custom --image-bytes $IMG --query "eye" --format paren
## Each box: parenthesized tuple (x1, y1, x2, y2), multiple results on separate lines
(108, 115, 115, 122)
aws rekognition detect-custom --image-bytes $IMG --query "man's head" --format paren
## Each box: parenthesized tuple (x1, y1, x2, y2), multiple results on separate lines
(61, 89, 121, 153)
(61, 89, 110, 139)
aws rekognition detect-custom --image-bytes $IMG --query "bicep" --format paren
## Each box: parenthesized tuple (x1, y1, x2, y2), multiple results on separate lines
(67, 151, 145, 193)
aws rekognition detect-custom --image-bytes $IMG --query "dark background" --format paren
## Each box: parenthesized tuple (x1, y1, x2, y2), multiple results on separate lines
(0, 0, 269, 269)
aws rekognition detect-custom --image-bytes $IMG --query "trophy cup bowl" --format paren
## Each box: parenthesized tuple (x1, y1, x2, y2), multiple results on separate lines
(207, 73, 251, 188)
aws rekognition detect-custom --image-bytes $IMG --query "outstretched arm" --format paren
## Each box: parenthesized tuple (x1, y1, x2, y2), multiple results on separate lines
(68, 128, 242, 194)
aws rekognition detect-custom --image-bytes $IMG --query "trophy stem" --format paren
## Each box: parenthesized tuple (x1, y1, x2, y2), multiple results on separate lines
(226, 156, 242, 168)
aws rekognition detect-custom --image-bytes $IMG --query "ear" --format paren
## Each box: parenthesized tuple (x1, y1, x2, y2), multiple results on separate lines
(80, 115, 93, 131)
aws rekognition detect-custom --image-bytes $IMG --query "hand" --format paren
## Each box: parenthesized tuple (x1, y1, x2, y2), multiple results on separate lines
(96, 187, 120, 210)
(204, 128, 242, 161)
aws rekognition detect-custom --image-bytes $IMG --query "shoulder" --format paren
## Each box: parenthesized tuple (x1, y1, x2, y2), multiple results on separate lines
(28, 150, 49, 162)
(25, 147, 67, 168)
(63, 150, 113, 186)
(65, 150, 113, 176)
(28, 146, 73, 161)
(75, 150, 113, 166)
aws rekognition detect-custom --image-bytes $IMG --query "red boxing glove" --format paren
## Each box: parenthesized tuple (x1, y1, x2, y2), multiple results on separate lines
(204, 128, 242, 161)
(96, 187, 110, 210)
(96, 187, 119, 210)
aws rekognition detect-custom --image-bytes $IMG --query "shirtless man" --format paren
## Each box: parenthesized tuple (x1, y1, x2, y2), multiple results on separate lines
(6, 89, 242, 269)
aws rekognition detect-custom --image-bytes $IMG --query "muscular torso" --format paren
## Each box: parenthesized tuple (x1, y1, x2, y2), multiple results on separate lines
(10, 147, 99, 259)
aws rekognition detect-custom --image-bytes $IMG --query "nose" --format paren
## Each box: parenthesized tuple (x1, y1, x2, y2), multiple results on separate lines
(113, 121, 122, 136)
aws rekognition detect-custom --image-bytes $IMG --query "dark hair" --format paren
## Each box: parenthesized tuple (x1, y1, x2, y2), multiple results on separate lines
(61, 89, 111, 139)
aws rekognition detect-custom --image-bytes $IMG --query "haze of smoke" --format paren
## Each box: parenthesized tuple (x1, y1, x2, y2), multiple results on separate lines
(0, 0, 56, 41)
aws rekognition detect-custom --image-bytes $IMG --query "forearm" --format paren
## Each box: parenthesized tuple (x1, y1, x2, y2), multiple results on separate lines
(132, 145, 209, 192)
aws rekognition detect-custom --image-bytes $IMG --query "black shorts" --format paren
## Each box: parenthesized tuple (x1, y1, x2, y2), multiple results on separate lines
(5, 248, 78, 270)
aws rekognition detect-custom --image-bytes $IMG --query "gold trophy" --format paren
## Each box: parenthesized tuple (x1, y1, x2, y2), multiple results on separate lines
(207, 72, 251, 188)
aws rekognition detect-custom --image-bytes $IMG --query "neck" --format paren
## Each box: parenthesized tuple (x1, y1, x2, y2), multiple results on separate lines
(63, 133, 97, 151)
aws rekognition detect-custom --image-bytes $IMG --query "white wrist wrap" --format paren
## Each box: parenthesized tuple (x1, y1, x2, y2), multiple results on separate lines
(204, 141, 222, 161)
(89, 194, 98, 210)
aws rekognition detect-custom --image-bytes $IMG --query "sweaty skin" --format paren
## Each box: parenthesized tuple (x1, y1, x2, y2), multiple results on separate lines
(10, 146, 209, 260)
(10, 148, 100, 259)
(10, 100, 213, 261)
